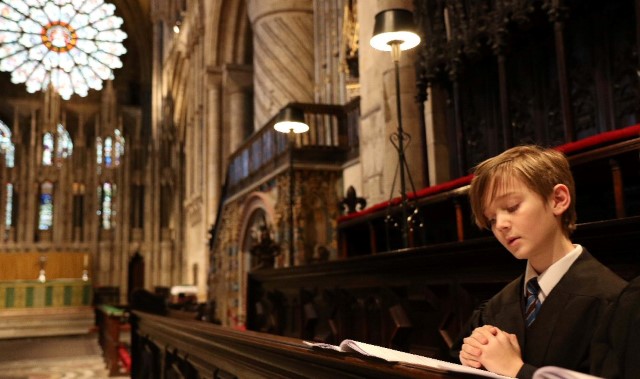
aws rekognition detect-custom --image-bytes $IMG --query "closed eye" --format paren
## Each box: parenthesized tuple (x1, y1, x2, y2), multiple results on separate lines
(507, 204, 520, 213)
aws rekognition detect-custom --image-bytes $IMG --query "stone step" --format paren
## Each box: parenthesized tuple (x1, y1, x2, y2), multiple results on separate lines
(0, 331, 130, 378)
(0, 306, 94, 339)
(0, 355, 113, 378)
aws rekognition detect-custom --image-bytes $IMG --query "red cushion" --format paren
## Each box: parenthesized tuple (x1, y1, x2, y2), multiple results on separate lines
(118, 344, 131, 372)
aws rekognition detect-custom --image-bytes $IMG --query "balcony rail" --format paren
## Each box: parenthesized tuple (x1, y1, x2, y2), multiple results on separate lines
(227, 98, 360, 195)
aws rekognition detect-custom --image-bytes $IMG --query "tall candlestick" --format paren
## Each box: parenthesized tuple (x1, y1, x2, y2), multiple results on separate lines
(82, 254, 89, 281)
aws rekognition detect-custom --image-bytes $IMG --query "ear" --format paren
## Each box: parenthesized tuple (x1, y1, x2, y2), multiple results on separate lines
(550, 184, 571, 216)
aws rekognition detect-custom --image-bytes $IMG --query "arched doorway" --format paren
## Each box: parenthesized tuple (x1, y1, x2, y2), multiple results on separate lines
(234, 192, 277, 329)
(127, 252, 144, 302)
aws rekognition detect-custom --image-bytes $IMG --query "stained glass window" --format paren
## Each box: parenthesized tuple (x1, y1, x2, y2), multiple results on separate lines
(0, 0, 128, 99)
(104, 136, 112, 167)
(38, 181, 54, 230)
(0, 120, 14, 168)
(100, 182, 114, 229)
(42, 124, 73, 166)
(42, 132, 54, 165)
(96, 137, 103, 165)
(97, 129, 124, 169)
(5, 183, 13, 230)
(56, 123, 73, 162)
(114, 128, 124, 166)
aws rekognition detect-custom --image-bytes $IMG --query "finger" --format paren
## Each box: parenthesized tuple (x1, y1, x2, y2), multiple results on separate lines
(472, 327, 497, 342)
(507, 333, 520, 349)
(494, 330, 518, 349)
(494, 330, 514, 342)
(469, 328, 493, 344)
(464, 336, 486, 348)
(459, 352, 483, 368)
(481, 325, 499, 335)
(467, 333, 488, 345)
(461, 343, 481, 357)
(459, 348, 482, 362)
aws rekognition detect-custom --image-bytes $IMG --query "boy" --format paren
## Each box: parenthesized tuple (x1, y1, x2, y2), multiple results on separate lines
(457, 145, 626, 379)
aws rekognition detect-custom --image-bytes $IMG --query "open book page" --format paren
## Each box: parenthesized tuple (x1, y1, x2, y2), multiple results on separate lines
(533, 366, 603, 379)
(304, 339, 515, 379)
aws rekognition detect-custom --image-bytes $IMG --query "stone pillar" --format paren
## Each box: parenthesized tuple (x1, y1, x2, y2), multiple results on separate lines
(247, 0, 314, 130)
(205, 67, 222, 228)
(223, 64, 253, 152)
(25, 108, 37, 243)
(425, 86, 452, 184)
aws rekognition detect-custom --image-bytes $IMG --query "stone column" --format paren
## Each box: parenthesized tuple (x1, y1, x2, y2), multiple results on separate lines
(205, 67, 222, 228)
(247, 0, 314, 130)
(25, 108, 37, 244)
(424, 86, 453, 184)
(223, 64, 253, 152)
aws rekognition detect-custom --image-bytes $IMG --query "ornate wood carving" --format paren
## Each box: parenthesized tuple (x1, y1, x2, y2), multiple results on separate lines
(339, 185, 366, 214)
(414, 0, 640, 171)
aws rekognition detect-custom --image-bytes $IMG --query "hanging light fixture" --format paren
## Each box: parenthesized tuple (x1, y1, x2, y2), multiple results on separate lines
(273, 106, 310, 134)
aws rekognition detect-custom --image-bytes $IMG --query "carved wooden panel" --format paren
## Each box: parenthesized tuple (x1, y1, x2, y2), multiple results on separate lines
(414, 0, 640, 172)
(247, 215, 640, 361)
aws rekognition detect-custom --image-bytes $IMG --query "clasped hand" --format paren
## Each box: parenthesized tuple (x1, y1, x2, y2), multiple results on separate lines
(459, 325, 524, 377)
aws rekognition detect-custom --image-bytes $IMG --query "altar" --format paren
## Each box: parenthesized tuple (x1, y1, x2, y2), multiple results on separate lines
(0, 252, 94, 339)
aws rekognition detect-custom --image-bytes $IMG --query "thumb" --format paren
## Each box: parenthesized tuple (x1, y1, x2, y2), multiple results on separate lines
(507, 333, 520, 349)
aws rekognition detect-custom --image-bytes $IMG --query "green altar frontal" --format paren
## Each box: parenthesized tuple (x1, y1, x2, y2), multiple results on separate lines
(0, 280, 92, 309)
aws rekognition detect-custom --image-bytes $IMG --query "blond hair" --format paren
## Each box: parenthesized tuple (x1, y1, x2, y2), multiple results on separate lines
(469, 145, 576, 236)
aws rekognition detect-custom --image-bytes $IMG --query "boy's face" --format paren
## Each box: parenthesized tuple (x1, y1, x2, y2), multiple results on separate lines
(483, 177, 561, 263)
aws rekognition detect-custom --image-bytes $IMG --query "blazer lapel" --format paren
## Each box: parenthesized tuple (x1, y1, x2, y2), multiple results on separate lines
(523, 251, 594, 365)
(492, 276, 527, 348)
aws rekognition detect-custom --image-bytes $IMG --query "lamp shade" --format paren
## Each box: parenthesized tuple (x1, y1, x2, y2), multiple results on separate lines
(370, 9, 421, 52)
(273, 106, 309, 134)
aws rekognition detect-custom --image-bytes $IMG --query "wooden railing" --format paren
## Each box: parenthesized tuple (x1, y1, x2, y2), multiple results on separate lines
(247, 216, 640, 361)
(226, 98, 360, 196)
(337, 124, 640, 256)
(131, 310, 478, 379)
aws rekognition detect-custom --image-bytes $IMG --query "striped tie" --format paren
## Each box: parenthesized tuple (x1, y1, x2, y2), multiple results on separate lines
(525, 278, 542, 327)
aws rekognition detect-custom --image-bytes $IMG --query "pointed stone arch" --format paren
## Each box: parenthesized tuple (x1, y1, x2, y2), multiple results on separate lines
(234, 191, 277, 328)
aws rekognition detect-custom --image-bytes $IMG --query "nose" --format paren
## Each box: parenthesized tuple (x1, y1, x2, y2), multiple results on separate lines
(494, 212, 510, 231)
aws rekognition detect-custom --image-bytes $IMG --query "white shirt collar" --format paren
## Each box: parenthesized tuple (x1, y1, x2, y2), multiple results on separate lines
(524, 244, 583, 302)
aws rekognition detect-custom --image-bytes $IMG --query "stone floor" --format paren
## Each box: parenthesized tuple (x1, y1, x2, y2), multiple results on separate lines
(0, 334, 129, 379)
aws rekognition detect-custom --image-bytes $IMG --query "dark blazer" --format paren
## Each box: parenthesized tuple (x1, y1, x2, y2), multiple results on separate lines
(457, 249, 626, 379)
(591, 276, 640, 379)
